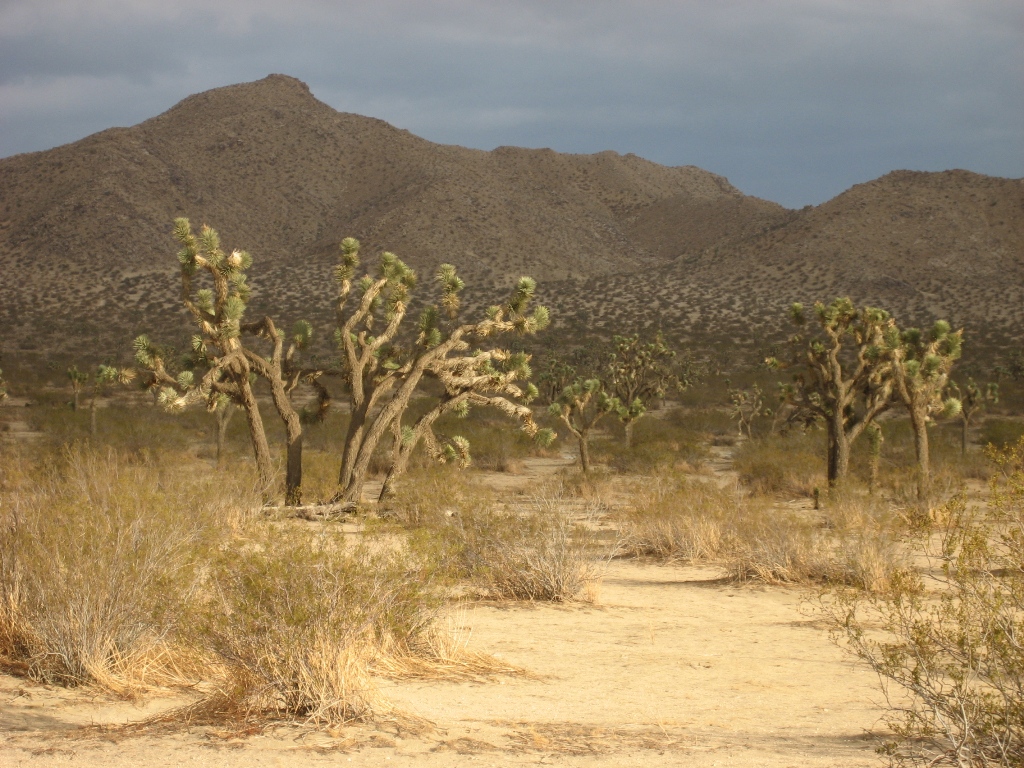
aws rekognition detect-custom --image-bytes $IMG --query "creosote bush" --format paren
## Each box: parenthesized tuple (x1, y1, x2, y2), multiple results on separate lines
(826, 438, 1024, 766)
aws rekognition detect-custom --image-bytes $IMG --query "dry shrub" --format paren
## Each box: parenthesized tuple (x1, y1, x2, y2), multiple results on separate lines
(449, 492, 604, 602)
(200, 527, 442, 725)
(826, 449, 1024, 766)
(620, 477, 734, 561)
(384, 465, 495, 527)
(0, 444, 242, 691)
(733, 433, 825, 497)
(620, 474, 904, 590)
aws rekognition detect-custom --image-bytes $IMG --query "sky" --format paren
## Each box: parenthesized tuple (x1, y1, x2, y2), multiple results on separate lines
(1, 0, 1021, 208)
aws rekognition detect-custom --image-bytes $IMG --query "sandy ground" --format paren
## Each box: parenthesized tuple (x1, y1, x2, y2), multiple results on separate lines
(0, 562, 886, 768)
(0, 419, 889, 767)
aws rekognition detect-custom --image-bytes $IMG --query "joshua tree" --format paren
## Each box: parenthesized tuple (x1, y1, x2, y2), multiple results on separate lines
(331, 241, 550, 503)
(535, 357, 578, 405)
(549, 379, 622, 473)
(768, 298, 895, 488)
(0, 366, 7, 403)
(378, 351, 553, 500)
(67, 365, 88, 410)
(891, 321, 963, 502)
(605, 333, 682, 449)
(237, 317, 323, 504)
(728, 383, 765, 439)
(948, 377, 998, 456)
(135, 219, 328, 504)
(88, 365, 135, 437)
(134, 219, 274, 493)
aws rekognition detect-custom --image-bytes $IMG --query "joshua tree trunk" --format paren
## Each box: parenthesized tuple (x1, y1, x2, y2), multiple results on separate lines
(909, 406, 930, 503)
(338, 405, 368, 491)
(89, 396, 98, 438)
(624, 420, 635, 450)
(579, 434, 592, 474)
(236, 378, 273, 495)
(960, 415, 969, 456)
(284, 415, 303, 506)
(826, 412, 851, 487)
(216, 404, 234, 468)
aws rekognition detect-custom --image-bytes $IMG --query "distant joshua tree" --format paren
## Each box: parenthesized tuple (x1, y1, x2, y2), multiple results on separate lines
(549, 379, 622, 473)
(768, 298, 894, 488)
(605, 333, 684, 449)
(948, 377, 998, 456)
(891, 321, 963, 501)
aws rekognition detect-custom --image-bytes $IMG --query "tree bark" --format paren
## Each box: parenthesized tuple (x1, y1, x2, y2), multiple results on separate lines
(826, 413, 851, 487)
(624, 420, 634, 450)
(910, 406, 930, 502)
(89, 397, 98, 438)
(579, 434, 591, 474)
(960, 415, 969, 456)
(237, 378, 273, 496)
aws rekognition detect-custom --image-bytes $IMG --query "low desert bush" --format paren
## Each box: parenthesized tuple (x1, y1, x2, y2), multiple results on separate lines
(733, 432, 825, 497)
(621, 474, 904, 590)
(200, 528, 441, 724)
(407, 486, 605, 603)
(0, 444, 248, 691)
(454, 497, 603, 601)
(826, 437, 1024, 766)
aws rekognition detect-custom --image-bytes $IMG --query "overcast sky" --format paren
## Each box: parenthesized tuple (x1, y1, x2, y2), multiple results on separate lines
(1, 0, 1021, 207)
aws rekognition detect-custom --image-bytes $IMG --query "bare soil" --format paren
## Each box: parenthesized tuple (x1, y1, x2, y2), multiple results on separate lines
(0, 446, 887, 767)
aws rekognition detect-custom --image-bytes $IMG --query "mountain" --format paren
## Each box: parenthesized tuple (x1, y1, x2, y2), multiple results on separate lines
(0, 74, 1021, 367)
(0, 74, 784, 358)
(544, 169, 1024, 363)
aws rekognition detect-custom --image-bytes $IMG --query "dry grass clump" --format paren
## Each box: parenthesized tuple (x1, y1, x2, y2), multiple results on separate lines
(733, 432, 825, 497)
(0, 444, 247, 692)
(200, 528, 441, 724)
(454, 496, 604, 602)
(620, 474, 904, 590)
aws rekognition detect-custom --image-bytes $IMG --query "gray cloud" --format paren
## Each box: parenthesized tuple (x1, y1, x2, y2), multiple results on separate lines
(1, 0, 1020, 206)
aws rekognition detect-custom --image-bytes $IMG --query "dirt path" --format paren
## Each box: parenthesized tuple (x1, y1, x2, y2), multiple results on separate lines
(0, 561, 882, 766)
(0, 437, 888, 767)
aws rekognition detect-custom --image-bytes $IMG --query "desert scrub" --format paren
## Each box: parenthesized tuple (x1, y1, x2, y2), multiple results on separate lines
(0, 444, 245, 691)
(621, 474, 904, 590)
(825, 442, 1024, 766)
(200, 527, 443, 724)
(594, 413, 707, 474)
(733, 431, 825, 497)
(418, 488, 605, 602)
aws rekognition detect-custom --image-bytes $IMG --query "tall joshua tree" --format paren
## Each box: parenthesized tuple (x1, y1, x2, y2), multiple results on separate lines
(331, 240, 550, 503)
(768, 298, 894, 488)
(606, 333, 683, 449)
(891, 321, 963, 502)
(550, 379, 622, 473)
(134, 219, 274, 493)
(136, 219, 326, 504)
